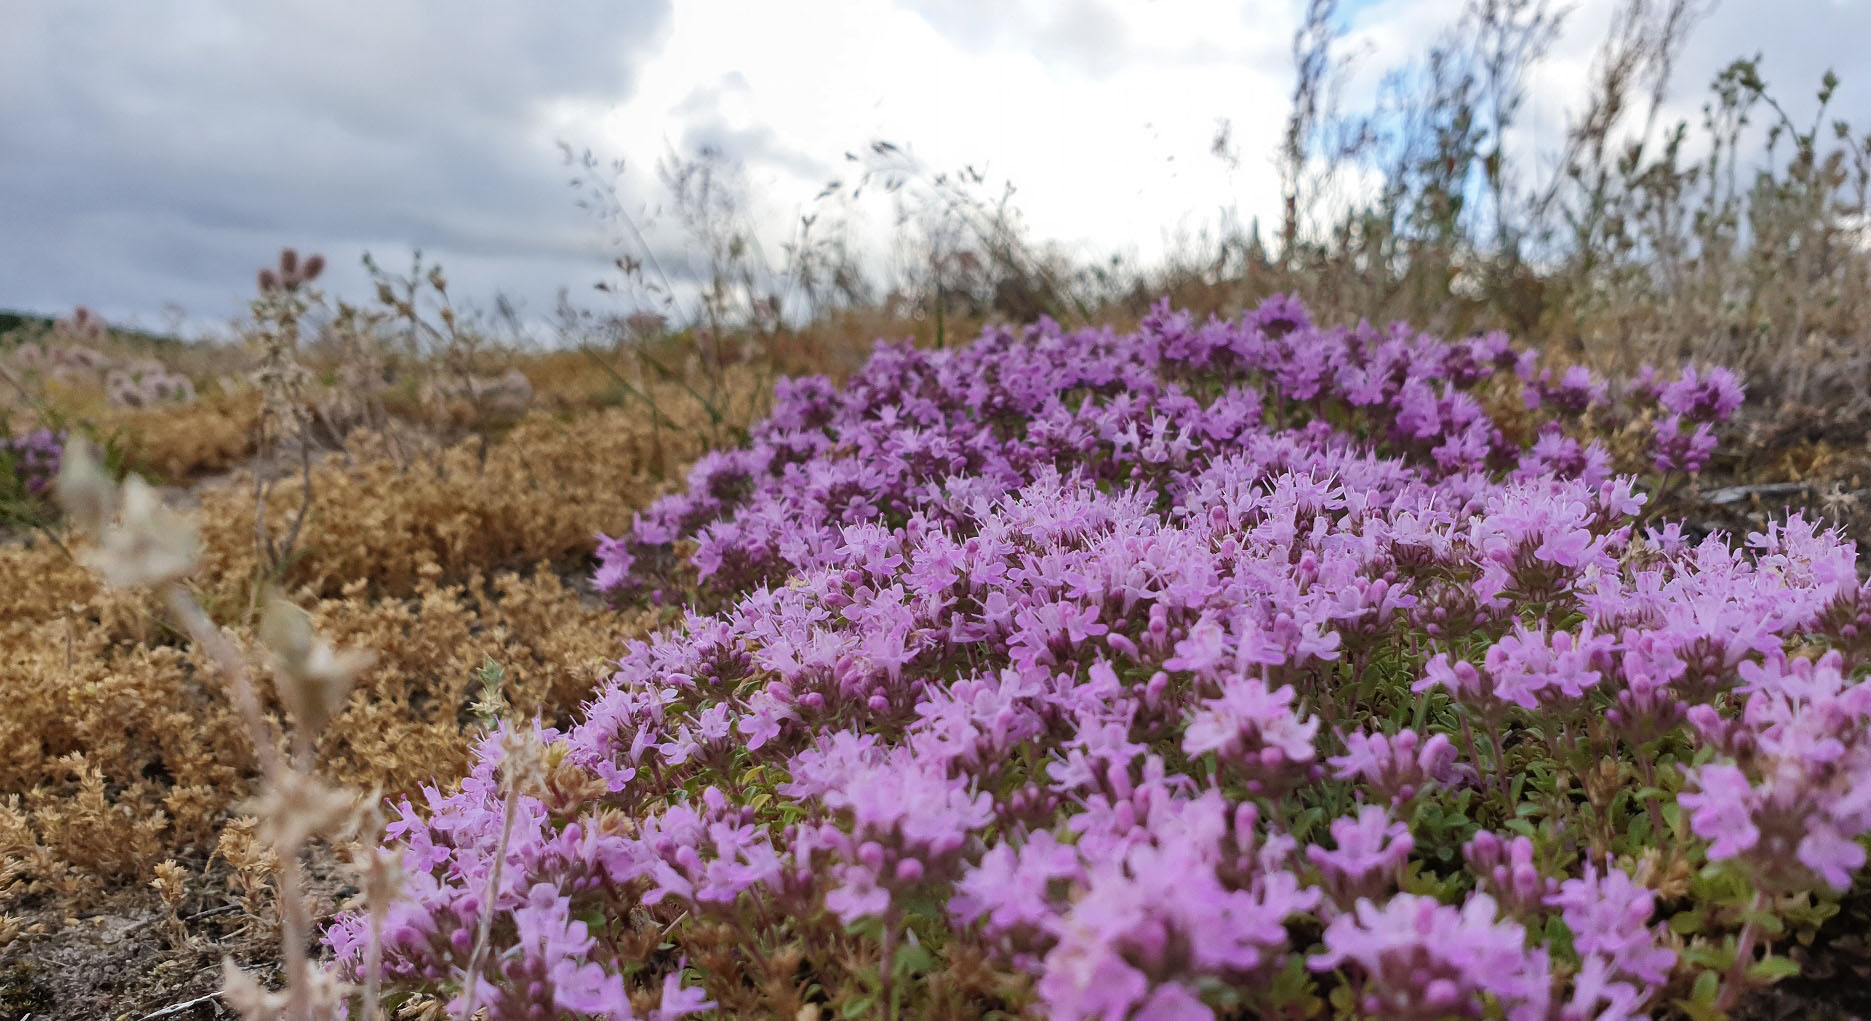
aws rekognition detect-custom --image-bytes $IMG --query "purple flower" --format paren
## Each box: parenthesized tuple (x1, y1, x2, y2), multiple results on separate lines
(652, 961, 717, 1021)
(1658, 365, 1745, 423)
(1310, 892, 1551, 1021)
(1181, 677, 1319, 793)
(500, 883, 629, 1015)
(1681, 650, 1871, 890)
(1306, 806, 1415, 909)
(1546, 863, 1675, 988)
(950, 829, 1082, 937)
(334, 296, 1811, 1014)
(1328, 728, 1459, 807)
(1464, 831, 1556, 919)
(2, 429, 62, 497)
(1651, 414, 1718, 473)
(1680, 763, 1761, 859)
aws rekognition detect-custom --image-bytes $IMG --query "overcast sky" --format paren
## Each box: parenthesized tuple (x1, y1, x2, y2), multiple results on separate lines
(3, 0, 1866, 337)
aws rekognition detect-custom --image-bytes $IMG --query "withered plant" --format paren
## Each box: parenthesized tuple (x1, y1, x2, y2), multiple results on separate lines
(55, 436, 384, 1021)
(248, 247, 327, 581)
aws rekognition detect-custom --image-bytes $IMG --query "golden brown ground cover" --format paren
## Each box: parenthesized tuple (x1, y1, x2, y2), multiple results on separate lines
(0, 346, 788, 1018)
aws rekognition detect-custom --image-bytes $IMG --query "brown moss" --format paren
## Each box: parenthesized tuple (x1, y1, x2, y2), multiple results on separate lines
(108, 388, 263, 482)
(0, 381, 725, 916)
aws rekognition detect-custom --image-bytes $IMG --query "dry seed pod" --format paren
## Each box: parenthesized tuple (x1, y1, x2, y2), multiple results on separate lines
(259, 268, 281, 294)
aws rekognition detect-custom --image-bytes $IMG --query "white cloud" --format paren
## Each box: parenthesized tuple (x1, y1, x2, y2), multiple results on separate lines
(2, 0, 1868, 335)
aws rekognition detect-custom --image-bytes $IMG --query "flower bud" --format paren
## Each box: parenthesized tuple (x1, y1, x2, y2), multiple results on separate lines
(857, 841, 886, 872)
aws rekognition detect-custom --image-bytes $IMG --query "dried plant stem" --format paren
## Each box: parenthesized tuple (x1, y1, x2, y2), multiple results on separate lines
(364, 884, 386, 1021)
(137, 992, 221, 1021)
(279, 437, 315, 574)
(578, 345, 673, 431)
(160, 584, 318, 1020)
(160, 585, 283, 777)
(460, 774, 522, 1020)
(274, 851, 316, 1021)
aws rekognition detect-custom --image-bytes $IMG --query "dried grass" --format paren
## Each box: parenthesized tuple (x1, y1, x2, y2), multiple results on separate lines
(0, 387, 729, 912)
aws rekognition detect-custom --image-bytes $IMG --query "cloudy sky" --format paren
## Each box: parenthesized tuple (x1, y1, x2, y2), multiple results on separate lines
(3, 0, 1866, 336)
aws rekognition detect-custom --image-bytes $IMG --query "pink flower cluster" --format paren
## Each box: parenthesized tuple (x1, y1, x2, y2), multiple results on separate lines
(329, 298, 1871, 1018)
(2, 428, 61, 497)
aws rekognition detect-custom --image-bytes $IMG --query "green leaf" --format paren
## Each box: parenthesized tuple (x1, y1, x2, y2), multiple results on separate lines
(1542, 915, 1576, 961)
(842, 994, 876, 1019)
(893, 941, 935, 978)
(1747, 954, 1803, 983)
(1674, 966, 1726, 1021)
(1669, 910, 1704, 936)
(1750, 911, 1787, 937)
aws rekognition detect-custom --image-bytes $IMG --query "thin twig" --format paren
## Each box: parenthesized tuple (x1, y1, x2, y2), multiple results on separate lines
(578, 345, 671, 429)
(120, 900, 238, 938)
(0, 360, 40, 408)
(186, 903, 242, 922)
(136, 991, 221, 1021)
(274, 436, 315, 571)
(1699, 480, 1820, 505)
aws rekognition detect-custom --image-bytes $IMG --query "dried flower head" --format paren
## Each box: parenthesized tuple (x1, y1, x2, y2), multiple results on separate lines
(53, 436, 116, 534)
(57, 439, 199, 587)
(260, 593, 375, 740)
(86, 475, 200, 587)
(245, 769, 360, 854)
